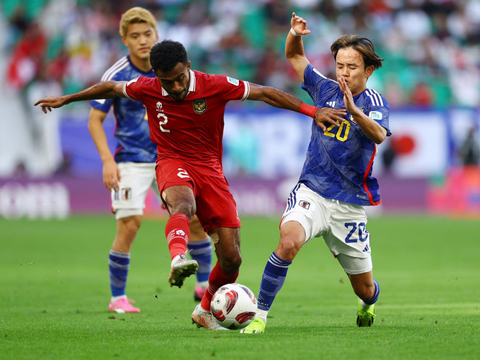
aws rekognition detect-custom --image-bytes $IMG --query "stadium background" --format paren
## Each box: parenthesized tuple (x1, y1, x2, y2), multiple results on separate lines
(0, 0, 479, 220)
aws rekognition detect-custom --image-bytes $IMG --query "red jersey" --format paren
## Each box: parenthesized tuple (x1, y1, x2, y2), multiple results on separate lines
(123, 70, 250, 176)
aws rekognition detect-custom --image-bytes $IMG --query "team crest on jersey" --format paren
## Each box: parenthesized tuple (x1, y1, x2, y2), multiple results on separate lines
(349, 107, 364, 124)
(121, 188, 132, 201)
(193, 98, 207, 114)
(299, 200, 310, 210)
(227, 77, 239, 86)
(156, 101, 162, 109)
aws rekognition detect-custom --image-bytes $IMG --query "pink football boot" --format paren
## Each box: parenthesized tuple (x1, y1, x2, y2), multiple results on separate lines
(109, 298, 141, 313)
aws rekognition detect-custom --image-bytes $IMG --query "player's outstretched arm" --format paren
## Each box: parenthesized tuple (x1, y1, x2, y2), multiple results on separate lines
(34, 81, 127, 114)
(285, 12, 311, 83)
(247, 83, 340, 131)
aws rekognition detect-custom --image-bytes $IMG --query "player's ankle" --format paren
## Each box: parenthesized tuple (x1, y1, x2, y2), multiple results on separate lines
(256, 309, 268, 324)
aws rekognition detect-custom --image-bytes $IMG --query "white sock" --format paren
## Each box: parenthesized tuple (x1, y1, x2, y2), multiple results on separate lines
(360, 299, 372, 311)
(171, 254, 181, 267)
(111, 295, 127, 303)
(196, 281, 208, 289)
(256, 309, 269, 324)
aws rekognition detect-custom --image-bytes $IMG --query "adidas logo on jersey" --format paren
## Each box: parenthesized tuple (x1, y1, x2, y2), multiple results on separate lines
(326, 101, 336, 107)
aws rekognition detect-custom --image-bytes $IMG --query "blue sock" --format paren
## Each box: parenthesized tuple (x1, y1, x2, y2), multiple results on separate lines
(257, 252, 292, 311)
(109, 250, 130, 297)
(364, 279, 380, 305)
(187, 238, 212, 283)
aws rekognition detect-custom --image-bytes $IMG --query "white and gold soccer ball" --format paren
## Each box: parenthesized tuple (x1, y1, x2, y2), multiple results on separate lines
(210, 283, 257, 330)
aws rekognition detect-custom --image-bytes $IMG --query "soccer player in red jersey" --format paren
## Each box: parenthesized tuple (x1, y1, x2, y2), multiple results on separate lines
(87, 8, 212, 313)
(35, 39, 339, 330)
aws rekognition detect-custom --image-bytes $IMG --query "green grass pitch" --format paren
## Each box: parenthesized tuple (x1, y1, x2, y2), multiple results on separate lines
(1, 215, 479, 359)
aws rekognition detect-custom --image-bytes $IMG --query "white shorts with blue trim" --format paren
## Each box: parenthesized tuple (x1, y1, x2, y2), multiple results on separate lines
(111, 162, 160, 220)
(281, 183, 373, 275)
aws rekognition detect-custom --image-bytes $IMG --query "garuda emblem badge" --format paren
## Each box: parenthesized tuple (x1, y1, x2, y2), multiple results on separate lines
(193, 98, 207, 114)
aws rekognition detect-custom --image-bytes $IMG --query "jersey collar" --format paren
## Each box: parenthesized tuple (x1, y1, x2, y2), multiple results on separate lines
(161, 69, 196, 97)
(126, 55, 153, 76)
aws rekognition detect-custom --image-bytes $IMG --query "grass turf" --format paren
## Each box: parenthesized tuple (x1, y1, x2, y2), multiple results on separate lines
(1, 215, 479, 359)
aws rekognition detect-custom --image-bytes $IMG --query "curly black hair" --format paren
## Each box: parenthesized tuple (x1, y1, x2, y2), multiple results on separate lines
(150, 40, 188, 72)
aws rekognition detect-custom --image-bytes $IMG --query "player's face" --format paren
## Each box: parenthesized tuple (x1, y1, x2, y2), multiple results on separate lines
(122, 22, 158, 62)
(155, 62, 191, 101)
(335, 47, 374, 96)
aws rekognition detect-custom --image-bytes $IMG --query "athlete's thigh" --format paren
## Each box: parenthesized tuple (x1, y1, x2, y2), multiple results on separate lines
(112, 163, 156, 218)
(152, 172, 205, 239)
(324, 200, 371, 261)
(280, 183, 328, 244)
(195, 175, 241, 234)
(155, 159, 195, 206)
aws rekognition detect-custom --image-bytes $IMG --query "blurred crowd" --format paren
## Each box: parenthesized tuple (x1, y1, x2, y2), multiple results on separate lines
(2, 0, 480, 109)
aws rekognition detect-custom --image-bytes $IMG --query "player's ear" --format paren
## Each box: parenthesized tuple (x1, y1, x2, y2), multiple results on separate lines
(121, 36, 128, 47)
(187, 61, 191, 70)
(365, 65, 374, 79)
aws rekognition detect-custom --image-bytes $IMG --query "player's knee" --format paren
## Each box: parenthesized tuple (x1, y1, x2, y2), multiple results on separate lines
(219, 253, 242, 274)
(128, 219, 142, 233)
(118, 216, 142, 237)
(276, 236, 302, 262)
(173, 202, 195, 220)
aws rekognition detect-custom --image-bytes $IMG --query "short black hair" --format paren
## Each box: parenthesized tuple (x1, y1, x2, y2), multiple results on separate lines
(150, 40, 188, 72)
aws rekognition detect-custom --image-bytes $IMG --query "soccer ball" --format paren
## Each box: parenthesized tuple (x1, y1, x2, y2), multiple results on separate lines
(210, 283, 257, 330)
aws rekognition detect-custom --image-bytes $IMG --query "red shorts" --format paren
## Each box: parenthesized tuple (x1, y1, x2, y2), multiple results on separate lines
(156, 159, 241, 234)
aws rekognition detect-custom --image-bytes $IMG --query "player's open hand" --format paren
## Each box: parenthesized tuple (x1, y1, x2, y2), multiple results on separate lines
(34, 96, 68, 113)
(103, 158, 121, 192)
(338, 77, 357, 113)
(314, 107, 346, 131)
(291, 12, 311, 36)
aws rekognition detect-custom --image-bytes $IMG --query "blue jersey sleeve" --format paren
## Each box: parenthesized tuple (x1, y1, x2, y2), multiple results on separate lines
(90, 97, 114, 113)
(363, 89, 391, 136)
(89, 70, 124, 113)
(301, 64, 338, 106)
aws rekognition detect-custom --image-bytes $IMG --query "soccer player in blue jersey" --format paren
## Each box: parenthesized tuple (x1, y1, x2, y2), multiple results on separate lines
(241, 13, 391, 333)
(88, 7, 212, 313)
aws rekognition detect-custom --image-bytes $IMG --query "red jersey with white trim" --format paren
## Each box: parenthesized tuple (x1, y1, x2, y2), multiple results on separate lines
(123, 70, 250, 176)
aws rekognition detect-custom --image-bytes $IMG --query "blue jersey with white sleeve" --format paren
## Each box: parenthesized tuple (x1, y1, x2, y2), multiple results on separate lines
(90, 55, 156, 163)
(300, 64, 391, 206)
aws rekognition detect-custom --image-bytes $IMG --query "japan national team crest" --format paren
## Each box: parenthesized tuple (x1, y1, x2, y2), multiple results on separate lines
(193, 98, 207, 114)
(121, 188, 132, 201)
(349, 107, 364, 124)
(299, 200, 310, 210)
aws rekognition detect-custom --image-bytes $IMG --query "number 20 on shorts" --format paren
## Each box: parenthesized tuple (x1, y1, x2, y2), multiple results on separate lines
(344, 222, 369, 243)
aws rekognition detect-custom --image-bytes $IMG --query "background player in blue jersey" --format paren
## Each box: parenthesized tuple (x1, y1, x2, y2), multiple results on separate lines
(88, 7, 213, 313)
(242, 12, 391, 333)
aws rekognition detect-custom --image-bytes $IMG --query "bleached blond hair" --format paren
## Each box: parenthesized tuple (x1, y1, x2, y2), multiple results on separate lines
(119, 7, 157, 37)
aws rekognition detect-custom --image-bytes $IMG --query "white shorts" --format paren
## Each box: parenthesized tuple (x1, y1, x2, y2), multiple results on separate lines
(111, 162, 160, 220)
(281, 183, 372, 275)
